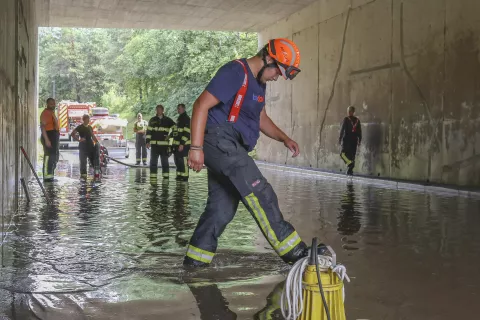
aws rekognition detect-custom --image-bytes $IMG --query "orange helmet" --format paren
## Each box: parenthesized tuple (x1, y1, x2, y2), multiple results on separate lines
(267, 38, 301, 80)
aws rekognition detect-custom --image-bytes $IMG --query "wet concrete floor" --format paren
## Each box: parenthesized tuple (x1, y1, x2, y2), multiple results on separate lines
(1, 150, 480, 319)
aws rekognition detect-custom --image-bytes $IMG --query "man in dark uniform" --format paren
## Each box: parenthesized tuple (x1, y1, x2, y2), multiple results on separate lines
(134, 113, 148, 165)
(339, 106, 362, 176)
(71, 114, 100, 179)
(184, 39, 313, 267)
(146, 105, 175, 181)
(172, 103, 191, 181)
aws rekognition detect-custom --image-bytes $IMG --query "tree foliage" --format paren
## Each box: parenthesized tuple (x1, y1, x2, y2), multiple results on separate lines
(38, 28, 258, 119)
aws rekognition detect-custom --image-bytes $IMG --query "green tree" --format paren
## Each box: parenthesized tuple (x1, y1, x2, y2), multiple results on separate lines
(38, 27, 258, 120)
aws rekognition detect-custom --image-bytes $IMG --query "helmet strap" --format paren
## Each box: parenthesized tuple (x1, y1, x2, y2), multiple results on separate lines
(257, 47, 277, 81)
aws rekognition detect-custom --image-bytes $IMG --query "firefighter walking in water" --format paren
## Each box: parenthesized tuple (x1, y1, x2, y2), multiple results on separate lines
(339, 106, 362, 176)
(134, 113, 148, 165)
(184, 39, 312, 267)
(172, 103, 191, 181)
(40, 98, 60, 182)
(146, 105, 175, 181)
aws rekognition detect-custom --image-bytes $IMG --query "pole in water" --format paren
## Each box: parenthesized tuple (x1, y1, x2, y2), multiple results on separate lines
(19, 146, 51, 204)
(20, 178, 31, 203)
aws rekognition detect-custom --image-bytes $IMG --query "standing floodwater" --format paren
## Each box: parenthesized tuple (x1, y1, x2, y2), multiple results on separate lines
(1, 154, 479, 319)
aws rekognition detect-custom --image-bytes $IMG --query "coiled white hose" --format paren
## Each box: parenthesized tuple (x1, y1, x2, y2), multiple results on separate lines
(280, 255, 350, 320)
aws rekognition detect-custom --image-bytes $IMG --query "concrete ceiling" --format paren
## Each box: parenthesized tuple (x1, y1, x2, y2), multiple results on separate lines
(36, 0, 316, 32)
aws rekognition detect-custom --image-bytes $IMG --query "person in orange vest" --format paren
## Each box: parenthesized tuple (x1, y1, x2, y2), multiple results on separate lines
(40, 98, 60, 182)
(339, 106, 362, 176)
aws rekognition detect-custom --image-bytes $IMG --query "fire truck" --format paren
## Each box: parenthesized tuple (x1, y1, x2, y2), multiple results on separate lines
(57, 100, 95, 148)
(90, 107, 130, 159)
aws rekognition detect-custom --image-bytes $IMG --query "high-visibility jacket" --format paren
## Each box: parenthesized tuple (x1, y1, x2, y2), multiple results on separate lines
(40, 108, 59, 132)
(146, 115, 175, 147)
(172, 112, 191, 146)
(134, 119, 148, 134)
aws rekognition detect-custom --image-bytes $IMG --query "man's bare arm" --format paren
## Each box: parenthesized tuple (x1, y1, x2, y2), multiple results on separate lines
(259, 107, 300, 157)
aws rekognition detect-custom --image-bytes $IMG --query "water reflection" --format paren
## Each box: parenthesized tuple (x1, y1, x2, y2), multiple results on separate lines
(188, 283, 237, 320)
(1, 155, 479, 319)
(254, 281, 285, 320)
(173, 182, 191, 247)
(40, 183, 60, 235)
(135, 168, 148, 184)
(337, 182, 361, 236)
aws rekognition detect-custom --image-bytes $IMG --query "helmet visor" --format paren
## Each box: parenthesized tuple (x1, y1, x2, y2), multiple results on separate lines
(277, 62, 301, 80)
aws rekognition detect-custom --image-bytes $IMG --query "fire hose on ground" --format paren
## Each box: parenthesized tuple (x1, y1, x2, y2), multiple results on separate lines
(106, 156, 204, 169)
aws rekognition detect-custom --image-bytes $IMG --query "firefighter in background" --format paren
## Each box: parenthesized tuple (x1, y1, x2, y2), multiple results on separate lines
(40, 97, 60, 182)
(172, 103, 191, 181)
(339, 106, 362, 176)
(134, 112, 148, 165)
(146, 105, 176, 181)
(71, 114, 99, 179)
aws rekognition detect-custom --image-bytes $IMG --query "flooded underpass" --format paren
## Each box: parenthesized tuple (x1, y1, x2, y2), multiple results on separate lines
(1, 152, 480, 320)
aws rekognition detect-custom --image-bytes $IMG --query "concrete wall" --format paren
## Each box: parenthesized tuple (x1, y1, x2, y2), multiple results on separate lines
(0, 0, 38, 261)
(258, 0, 480, 187)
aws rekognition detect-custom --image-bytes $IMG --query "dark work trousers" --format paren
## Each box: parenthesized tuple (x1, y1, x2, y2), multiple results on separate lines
(41, 130, 59, 181)
(135, 133, 147, 164)
(150, 146, 170, 179)
(184, 124, 307, 266)
(79, 142, 95, 176)
(174, 145, 190, 180)
(340, 139, 358, 174)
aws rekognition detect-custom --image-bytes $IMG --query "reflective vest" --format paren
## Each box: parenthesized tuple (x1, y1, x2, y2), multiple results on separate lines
(134, 120, 148, 133)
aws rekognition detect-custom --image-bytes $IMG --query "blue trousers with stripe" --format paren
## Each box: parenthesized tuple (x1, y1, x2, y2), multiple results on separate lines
(184, 124, 307, 266)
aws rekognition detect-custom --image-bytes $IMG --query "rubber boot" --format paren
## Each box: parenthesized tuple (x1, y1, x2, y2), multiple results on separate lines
(183, 255, 209, 268)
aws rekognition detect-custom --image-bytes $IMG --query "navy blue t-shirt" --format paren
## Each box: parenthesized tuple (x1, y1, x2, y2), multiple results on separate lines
(206, 59, 266, 152)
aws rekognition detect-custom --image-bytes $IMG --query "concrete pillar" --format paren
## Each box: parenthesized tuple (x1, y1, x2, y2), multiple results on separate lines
(0, 0, 38, 265)
(258, 0, 480, 187)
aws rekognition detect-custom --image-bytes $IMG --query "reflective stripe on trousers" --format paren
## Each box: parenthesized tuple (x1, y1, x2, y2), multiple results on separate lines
(186, 244, 214, 263)
(341, 152, 352, 165)
(43, 155, 54, 179)
(245, 193, 301, 256)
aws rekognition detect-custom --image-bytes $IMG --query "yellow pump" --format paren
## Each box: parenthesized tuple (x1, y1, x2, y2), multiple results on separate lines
(300, 265, 346, 320)
(281, 238, 349, 320)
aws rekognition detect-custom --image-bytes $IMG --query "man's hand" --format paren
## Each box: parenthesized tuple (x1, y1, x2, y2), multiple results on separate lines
(146, 143, 150, 149)
(178, 145, 184, 152)
(284, 138, 300, 157)
(45, 139, 52, 148)
(79, 138, 86, 142)
(188, 149, 204, 172)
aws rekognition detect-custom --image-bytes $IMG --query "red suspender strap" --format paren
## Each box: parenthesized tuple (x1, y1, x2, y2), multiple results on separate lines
(349, 117, 358, 133)
(228, 60, 249, 123)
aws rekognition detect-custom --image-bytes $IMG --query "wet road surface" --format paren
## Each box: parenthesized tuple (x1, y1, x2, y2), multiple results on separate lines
(1, 151, 480, 319)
